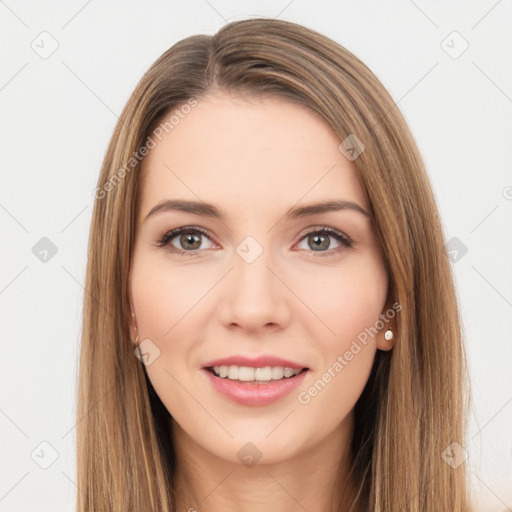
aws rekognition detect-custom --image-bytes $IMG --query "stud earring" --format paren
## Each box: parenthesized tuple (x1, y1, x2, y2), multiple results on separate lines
(384, 328, 394, 341)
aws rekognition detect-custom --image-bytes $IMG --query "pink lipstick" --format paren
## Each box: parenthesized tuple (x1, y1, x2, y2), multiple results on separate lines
(201, 355, 310, 407)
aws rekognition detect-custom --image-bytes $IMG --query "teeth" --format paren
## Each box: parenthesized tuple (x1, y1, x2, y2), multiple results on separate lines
(238, 366, 254, 381)
(271, 366, 284, 379)
(212, 365, 303, 382)
(283, 367, 295, 378)
(227, 365, 238, 379)
(255, 367, 272, 381)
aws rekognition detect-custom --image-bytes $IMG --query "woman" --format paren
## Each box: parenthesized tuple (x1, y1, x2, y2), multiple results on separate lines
(78, 17, 472, 511)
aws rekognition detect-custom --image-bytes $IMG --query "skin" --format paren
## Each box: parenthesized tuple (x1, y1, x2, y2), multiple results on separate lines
(129, 91, 395, 511)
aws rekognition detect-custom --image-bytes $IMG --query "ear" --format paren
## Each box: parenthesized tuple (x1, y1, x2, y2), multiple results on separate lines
(376, 300, 397, 352)
(376, 325, 395, 351)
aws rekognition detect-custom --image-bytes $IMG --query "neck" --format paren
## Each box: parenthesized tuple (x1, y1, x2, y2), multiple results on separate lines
(171, 412, 358, 512)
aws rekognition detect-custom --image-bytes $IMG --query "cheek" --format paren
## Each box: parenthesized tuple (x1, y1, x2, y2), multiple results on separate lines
(129, 253, 206, 418)
(130, 252, 213, 342)
(294, 261, 385, 422)
(293, 254, 386, 402)
(294, 254, 388, 346)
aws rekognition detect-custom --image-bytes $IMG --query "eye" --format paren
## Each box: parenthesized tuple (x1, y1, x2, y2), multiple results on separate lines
(154, 225, 353, 257)
(295, 227, 353, 257)
(154, 226, 215, 256)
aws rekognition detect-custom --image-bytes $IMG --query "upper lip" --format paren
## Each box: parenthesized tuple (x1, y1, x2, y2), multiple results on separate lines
(202, 355, 309, 370)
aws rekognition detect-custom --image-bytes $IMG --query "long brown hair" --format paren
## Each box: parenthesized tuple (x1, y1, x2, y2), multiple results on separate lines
(77, 17, 472, 511)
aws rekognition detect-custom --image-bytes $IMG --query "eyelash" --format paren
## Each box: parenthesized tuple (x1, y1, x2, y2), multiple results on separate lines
(154, 225, 353, 258)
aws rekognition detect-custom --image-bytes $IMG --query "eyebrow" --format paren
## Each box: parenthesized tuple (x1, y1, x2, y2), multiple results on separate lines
(144, 198, 370, 222)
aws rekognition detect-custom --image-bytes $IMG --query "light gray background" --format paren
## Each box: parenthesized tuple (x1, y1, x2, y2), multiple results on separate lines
(1, 1, 511, 510)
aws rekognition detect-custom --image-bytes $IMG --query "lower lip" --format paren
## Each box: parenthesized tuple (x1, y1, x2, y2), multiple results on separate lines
(202, 368, 308, 406)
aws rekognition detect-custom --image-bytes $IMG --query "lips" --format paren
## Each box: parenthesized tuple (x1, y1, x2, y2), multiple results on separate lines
(200, 354, 310, 406)
(202, 365, 308, 406)
(202, 355, 309, 371)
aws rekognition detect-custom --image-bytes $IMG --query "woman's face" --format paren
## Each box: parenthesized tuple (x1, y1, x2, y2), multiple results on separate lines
(129, 91, 393, 466)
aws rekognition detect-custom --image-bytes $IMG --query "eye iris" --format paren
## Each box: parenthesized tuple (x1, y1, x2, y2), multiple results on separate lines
(180, 233, 201, 250)
(309, 233, 329, 251)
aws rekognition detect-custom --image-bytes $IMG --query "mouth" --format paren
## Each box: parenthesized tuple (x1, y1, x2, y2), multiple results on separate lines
(201, 364, 310, 406)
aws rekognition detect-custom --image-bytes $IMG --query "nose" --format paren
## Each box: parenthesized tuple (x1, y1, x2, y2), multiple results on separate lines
(217, 245, 291, 333)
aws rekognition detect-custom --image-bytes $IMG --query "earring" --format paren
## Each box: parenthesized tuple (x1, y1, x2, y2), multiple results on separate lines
(384, 328, 394, 341)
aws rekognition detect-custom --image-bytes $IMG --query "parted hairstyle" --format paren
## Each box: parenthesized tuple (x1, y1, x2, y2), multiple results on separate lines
(77, 17, 472, 511)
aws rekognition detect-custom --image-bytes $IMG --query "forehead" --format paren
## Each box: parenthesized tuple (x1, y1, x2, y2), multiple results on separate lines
(138, 92, 368, 220)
